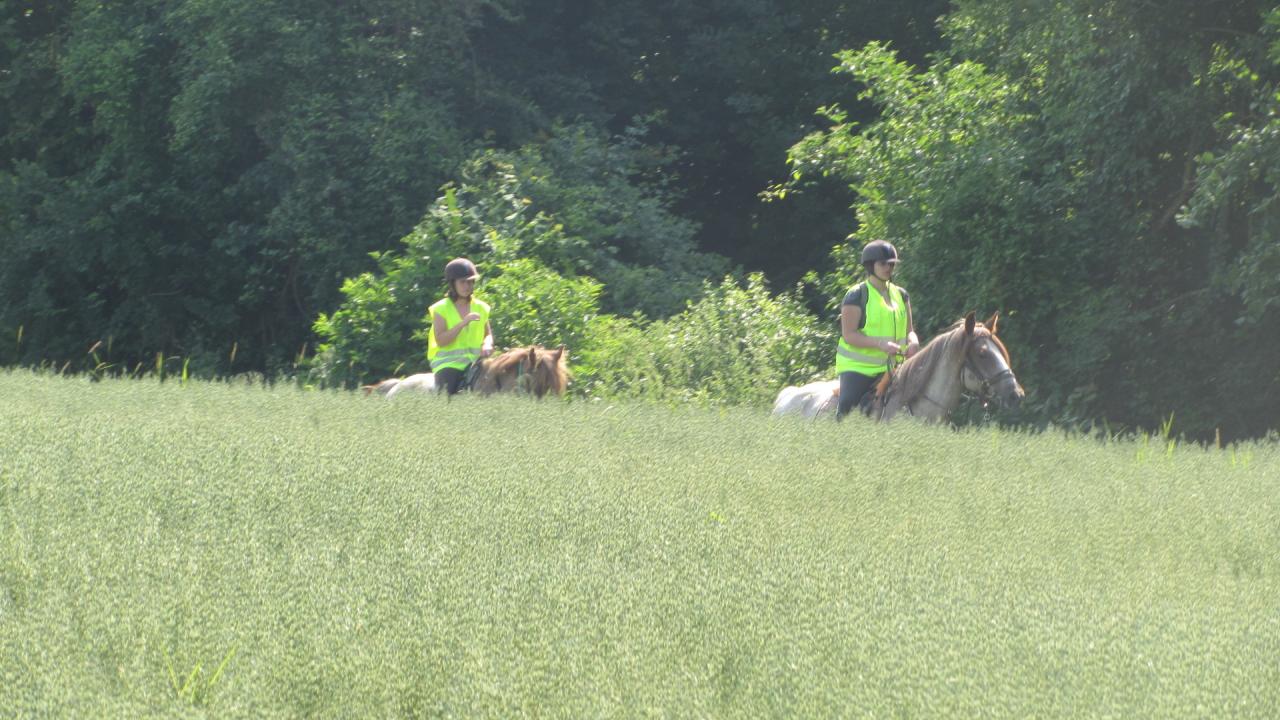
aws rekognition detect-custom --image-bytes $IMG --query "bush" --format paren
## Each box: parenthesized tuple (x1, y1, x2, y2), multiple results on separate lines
(311, 125, 723, 388)
(435, 258, 602, 356)
(579, 274, 834, 407)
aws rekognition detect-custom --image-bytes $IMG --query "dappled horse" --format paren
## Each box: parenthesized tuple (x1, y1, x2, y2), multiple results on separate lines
(362, 344, 570, 399)
(772, 312, 1022, 422)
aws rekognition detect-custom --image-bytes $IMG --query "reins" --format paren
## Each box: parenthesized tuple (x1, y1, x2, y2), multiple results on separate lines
(887, 330, 1011, 417)
(514, 358, 530, 395)
(465, 350, 532, 394)
(961, 346, 1015, 406)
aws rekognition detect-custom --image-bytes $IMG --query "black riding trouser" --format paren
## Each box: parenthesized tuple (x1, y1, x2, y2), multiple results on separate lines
(435, 366, 469, 396)
(836, 370, 885, 420)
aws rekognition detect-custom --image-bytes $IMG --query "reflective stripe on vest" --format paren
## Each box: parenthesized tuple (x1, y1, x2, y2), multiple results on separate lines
(835, 282, 907, 376)
(427, 297, 490, 372)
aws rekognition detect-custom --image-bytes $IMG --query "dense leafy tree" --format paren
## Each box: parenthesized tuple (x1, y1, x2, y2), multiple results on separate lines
(1182, 7, 1280, 323)
(470, 0, 948, 282)
(788, 0, 1280, 440)
(311, 126, 723, 386)
(8, 0, 918, 370)
(4, 0, 1277, 437)
(1, 0, 506, 373)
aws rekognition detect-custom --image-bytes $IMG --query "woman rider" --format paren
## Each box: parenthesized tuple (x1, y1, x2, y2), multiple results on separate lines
(835, 240, 921, 419)
(428, 257, 495, 395)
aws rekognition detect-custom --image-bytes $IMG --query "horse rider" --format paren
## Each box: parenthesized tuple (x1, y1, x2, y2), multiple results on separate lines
(427, 257, 495, 395)
(835, 240, 921, 419)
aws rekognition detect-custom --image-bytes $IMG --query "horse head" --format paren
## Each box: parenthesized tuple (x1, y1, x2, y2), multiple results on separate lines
(471, 344, 570, 397)
(528, 344, 570, 398)
(961, 311, 1024, 409)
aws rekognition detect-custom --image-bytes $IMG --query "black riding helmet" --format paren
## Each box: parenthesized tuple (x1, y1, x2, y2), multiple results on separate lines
(444, 257, 479, 282)
(860, 240, 898, 274)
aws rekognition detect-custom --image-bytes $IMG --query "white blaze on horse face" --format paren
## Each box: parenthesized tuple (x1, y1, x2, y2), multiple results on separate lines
(980, 337, 1011, 376)
(975, 336, 1022, 404)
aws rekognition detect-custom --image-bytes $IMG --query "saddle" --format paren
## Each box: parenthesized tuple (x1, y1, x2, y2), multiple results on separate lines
(461, 360, 483, 391)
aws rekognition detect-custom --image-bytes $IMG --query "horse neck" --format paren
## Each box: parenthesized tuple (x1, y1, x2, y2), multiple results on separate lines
(469, 355, 510, 393)
(484, 350, 539, 394)
(899, 328, 969, 414)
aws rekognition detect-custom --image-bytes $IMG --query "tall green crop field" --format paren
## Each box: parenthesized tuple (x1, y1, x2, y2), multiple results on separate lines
(1, 372, 1277, 717)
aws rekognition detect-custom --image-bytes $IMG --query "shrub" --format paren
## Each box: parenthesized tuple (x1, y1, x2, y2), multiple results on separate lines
(579, 274, 834, 407)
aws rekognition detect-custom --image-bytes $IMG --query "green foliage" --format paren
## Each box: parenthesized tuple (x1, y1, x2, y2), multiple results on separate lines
(1181, 6, 1280, 324)
(3, 373, 1279, 716)
(471, 258, 602, 354)
(4, 0, 1278, 438)
(464, 123, 731, 318)
(312, 126, 722, 387)
(0, 0, 949, 381)
(471, 0, 947, 282)
(788, 3, 1280, 440)
(310, 252, 437, 387)
(790, 42, 1034, 304)
(573, 314, 670, 401)
(0, 0, 502, 374)
(578, 274, 834, 406)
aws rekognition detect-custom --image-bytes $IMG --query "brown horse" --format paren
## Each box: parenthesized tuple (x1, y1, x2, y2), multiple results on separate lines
(470, 344, 569, 398)
(363, 344, 570, 399)
(772, 312, 1022, 422)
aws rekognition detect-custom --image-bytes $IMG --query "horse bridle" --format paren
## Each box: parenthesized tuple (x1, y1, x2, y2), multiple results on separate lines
(962, 351, 1015, 405)
(890, 336, 1014, 416)
(464, 355, 528, 393)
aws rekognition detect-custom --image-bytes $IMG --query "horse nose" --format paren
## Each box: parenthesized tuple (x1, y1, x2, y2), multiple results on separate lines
(1003, 384, 1025, 409)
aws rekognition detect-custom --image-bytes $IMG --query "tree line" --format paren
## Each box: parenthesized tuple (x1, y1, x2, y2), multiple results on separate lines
(2, 1, 1277, 440)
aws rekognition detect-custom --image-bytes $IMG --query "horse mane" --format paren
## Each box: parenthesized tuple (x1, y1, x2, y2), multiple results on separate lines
(474, 344, 570, 397)
(986, 329, 1010, 366)
(876, 319, 991, 404)
(483, 346, 533, 376)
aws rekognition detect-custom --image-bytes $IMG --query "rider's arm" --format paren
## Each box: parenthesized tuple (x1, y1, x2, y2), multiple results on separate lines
(841, 305, 898, 354)
(481, 321, 494, 356)
(433, 310, 476, 348)
(904, 299, 921, 357)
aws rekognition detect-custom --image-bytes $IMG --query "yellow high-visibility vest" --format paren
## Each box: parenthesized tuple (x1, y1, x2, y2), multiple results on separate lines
(427, 297, 490, 372)
(835, 282, 907, 376)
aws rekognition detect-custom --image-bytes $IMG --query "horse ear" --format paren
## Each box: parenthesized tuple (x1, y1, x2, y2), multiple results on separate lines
(553, 344, 565, 362)
(985, 311, 1000, 334)
(526, 346, 538, 365)
(964, 311, 976, 336)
